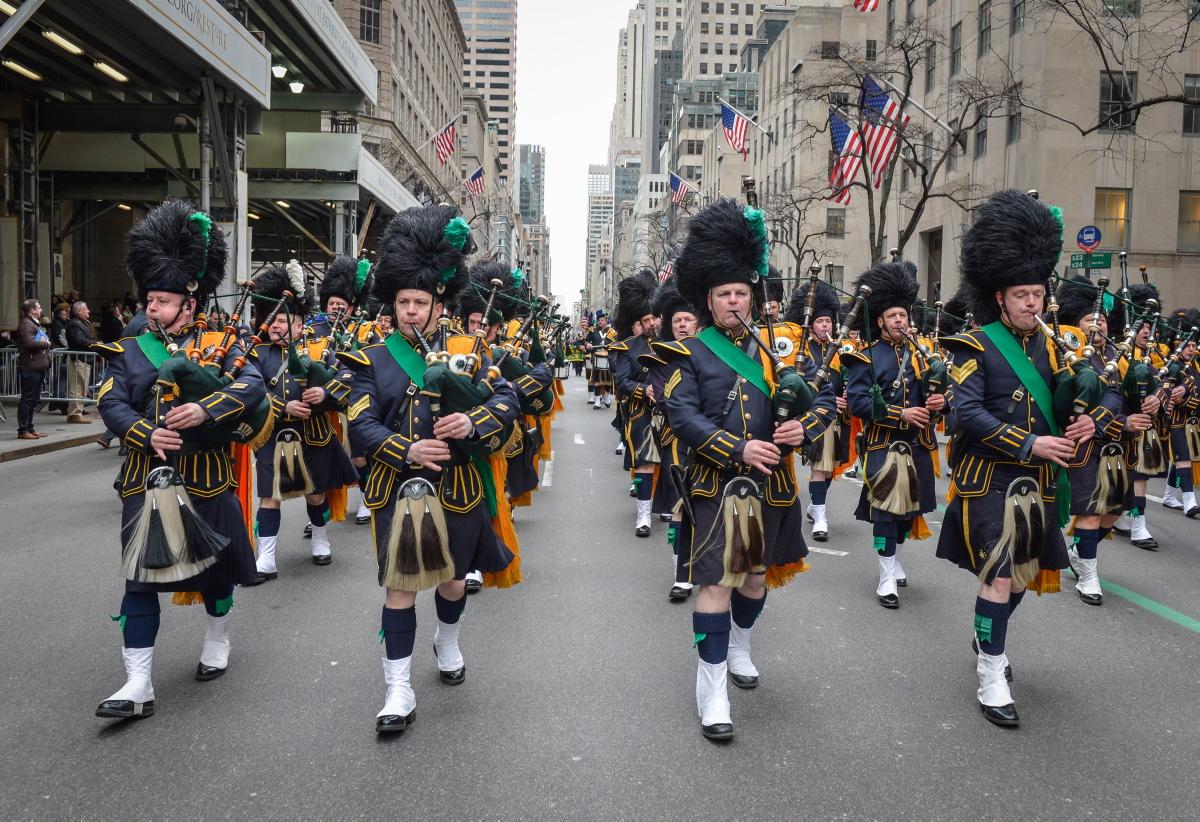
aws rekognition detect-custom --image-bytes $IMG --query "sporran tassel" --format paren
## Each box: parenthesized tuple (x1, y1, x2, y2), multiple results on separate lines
(1186, 418, 1200, 462)
(717, 477, 764, 588)
(121, 468, 223, 584)
(382, 479, 453, 592)
(809, 420, 839, 473)
(978, 478, 1044, 588)
(868, 442, 920, 516)
(272, 433, 314, 499)
(1134, 429, 1165, 475)
(1090, 443, 1128, 516)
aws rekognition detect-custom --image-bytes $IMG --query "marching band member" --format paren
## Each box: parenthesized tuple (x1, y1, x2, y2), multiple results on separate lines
(94, 199, 266, 720)
(1162, 312, 1200, 516)
(342, 205, 520, 734)
(245, 264, 358, 583)
(936, 190, 1091, 728)
(584, 312, 617, 409)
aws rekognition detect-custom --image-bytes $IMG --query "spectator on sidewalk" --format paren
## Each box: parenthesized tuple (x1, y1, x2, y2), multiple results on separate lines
(15, 299, 50, 440)
(48, 303, 71, 415)
(100, 301, 124, 343)
(65, 301, 96, 423)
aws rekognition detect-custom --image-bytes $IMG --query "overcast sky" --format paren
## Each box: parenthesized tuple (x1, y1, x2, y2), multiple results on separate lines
(514, 0, 632, 309)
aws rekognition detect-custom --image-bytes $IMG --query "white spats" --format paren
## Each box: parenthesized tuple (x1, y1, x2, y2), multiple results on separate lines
(1162, 483, 1184, 509)
(876, 555, 898, 598)
(727, 623, 759, 679)
(695, 659, 732, 727)
(976, 651, 1014, 708)
(635, 500, 652, 536)
(378, 656, 416, 719)
(107, 646, 155, 707)
(1130, 514, 1154, 543)
(892, 555, 906, 583)
(810, 504, 829, 539)
(1113, 511, 1132, 532)
(356, 500, 371, 521)
(255, 535, 278, 574)
(1069, 546, 1103, 602)
(433, 619, 465, 672)
(1184, 491, 1199, 517)
(310, 525, 331, 559)
(199, 615, 230, 670)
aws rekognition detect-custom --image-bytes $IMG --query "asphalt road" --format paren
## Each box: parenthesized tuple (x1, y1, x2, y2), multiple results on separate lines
(2, 377, 1198, 820)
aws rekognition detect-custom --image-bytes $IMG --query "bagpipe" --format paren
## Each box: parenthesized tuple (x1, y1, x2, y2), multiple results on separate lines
(1035, 275, 1104, 429)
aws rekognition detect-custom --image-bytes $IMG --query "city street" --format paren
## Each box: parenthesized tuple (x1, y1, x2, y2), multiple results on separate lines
(1, 375, 1198, 819)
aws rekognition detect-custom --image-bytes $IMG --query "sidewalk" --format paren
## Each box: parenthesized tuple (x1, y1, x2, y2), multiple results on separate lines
(0, 404, 107, 463)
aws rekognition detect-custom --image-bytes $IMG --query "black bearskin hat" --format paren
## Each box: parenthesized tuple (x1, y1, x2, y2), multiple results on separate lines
(372, 205, 473, 305)
(251, 260, 312, 324)
(615, 270, 659, 337)
(125, 199, 228, 302)
(459, 261, 516, 324)
(959, 189, 1063, 325)
(319, 255, 371, 311)
(1109, 282, 1159, 337)
(940, 293, 973, 334)
(652, 277, 697, 341)
(784, 278, 840, 324)
(849, 261, 920, 333)
(763, 267, 786, 304)
(676, 198, 770, 323)
(1053, 276, 1104, 328)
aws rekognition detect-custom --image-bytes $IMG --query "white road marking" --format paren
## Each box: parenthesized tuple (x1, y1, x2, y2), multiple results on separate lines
(542, 452, 555, 487)
(574, 433, 585, 445)
(1147, 494, 1163, 503)
(808, 547, 849, 556)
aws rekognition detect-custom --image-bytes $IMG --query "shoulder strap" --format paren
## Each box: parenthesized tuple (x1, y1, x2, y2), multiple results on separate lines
(135, 332, 170, 369)
(980, 322, 1060, 436)
(385, 332, 426, 389)
(696, 326, 772, 399)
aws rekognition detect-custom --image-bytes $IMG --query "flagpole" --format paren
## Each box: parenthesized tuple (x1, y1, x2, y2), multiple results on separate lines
(415, 112, 466, 153)
(458, 165, 485, 193)
(871, 77, 955, 136)
(718, 97, 773, 142)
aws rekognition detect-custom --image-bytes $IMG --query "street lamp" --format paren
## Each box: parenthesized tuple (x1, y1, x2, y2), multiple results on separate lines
(825, 261, 834, 284)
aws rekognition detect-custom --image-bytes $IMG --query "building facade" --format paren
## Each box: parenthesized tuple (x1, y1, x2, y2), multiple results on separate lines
(456, 0, 518, 185)
(517, 143, 546, 224)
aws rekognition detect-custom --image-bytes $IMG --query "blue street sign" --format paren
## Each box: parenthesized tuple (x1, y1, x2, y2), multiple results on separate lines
(1077, 225, 1102, 252)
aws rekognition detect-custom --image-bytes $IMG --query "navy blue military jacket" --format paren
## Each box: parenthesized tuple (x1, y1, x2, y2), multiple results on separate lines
(611, 334, 652, 402)
(95, 327, 265, 498)
(843, 336, 934, 449)
(249, 339, 353, 447)
(343, 334, 520, 511)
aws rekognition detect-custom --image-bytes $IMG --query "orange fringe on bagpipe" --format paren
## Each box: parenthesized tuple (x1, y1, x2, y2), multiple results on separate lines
(908, 515, 933, 541)
(482, 451, 524, 588)
(833, 416, 863, 479)
(765, 558, 810, 589)
(1027, 568, 1061, 596)
(552, 378, 565, 411)
(1193, 462, 1200, 487)
(538, 414, 553, 460)
(324, 413, 349, 522)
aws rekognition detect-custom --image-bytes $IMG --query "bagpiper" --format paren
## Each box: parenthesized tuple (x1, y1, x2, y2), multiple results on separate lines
(936, 189, 1095, 728)
(661, 199, 816, 741)
(94, 199, 267, 720)
(1162, 309, 1200, 516)
(245, 263, 359, 583)
(342, 205, 521, 734)
(584, 311, 617, 409)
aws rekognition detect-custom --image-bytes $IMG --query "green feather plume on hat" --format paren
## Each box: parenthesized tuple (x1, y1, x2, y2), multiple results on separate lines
(742, 204, 769, 277)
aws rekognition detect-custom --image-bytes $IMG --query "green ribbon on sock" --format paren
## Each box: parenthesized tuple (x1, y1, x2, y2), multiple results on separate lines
(1129, 507, 1141, 517)
(214, 594, 234, 617)
(974, 614, 993, 644)
(110, 614, 126, 631)
(667, 524, 678, 547)
(873, 536, 887, 554)
(378, 628, 385, 644)
(693, 632, 706, 647)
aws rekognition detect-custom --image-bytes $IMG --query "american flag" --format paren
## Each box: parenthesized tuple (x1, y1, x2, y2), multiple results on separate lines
(860, 76, 910, 188)
(720, 101, 750, 157)
(668, 171, 690, 205)
(463, 166, 485, 196)
(852, 0, 880, 12)
(658, 260, 675, 283)
(434, 121, 457, 165)
(828, 107, 864, 204)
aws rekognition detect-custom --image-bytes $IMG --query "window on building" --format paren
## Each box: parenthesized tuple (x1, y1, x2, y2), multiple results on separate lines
(701, 41, 709, 54)
(947, 117, 960, 171)
(1100, 71, 1137, 130)
(886, 0, 896, 41)
(1103, 0, 1139, 16)
(906, 0, 915, 23)
(1006, 84, 1022, 144)
(731, 23, 739, 35)
(821, 41, 840, 59)
(922, 139, 934, 177)
(1095, 188, 1132, 248)
(359, 0, 381, 43)
(866, 39, 878, 61)
(925, 44, 936, 92)
(701, 2, 710, 12)
(732, 3, 740, 12)
(1011, 0, 1024, 33)
(717, 2, 725, 12)
(1179, 192, 1200, 251)
(715, 22, 724, 34)
(975, 106, 988, 157)
(826, 208, 846, 238)
(829, 91, 851, 109)
(950, 23, 962, 76)
(1184, 75, 1200, 135)
(701, 22, 709, 34)
(827, 265, 845, 289)
(746, 4, 755, 14)
(715, 42, 724, 55)
(978, 1, 991, 55)
(700, 62, 709, 75)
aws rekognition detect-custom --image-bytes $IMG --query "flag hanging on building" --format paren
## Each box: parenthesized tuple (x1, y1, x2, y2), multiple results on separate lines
(828, 107, 864, 205)
(860, 75, 911, 188)
(658, 260, 675, 283)
(668, 171, 690, 205)
(463, 166, 485, 196)
(720, 101, 750, 157)
(434, 121, 457, 165)
(852, 0, 881, 12)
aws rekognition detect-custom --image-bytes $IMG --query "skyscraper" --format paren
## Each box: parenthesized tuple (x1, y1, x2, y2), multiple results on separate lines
(640, 0, 685, 173)
(517, 144, 545, 224)
(456, 0, 518, 184)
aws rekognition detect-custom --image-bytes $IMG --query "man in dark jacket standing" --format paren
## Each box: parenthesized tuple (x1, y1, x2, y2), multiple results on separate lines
(65, 301, 96, 423)
(15, 299, 50, 439)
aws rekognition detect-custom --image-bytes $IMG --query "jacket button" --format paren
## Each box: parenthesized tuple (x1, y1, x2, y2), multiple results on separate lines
(744, 412, 752, 419)
(413, 417, 420, 424)
(741, 395, 749, 401)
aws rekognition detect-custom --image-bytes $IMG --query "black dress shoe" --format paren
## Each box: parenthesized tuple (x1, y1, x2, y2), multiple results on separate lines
(635, 524, 651, 538)
(668, 585, 692, 602)
(878, 593, 900, 609)
(195, 662, 226, 681)
(659, 513, 674, 522)
(303, 523, 312, 539)
(895, 577, 907, 588)
(1187, 506, 1200, 519)
(464, 577, 483, 593)
(971, 637, 1013, 681)
(730, 672, 758, 690)
(95, 699, 155, 719)
(312, 554, 332, 566)
(1078, 590, 1103, 606)
(1111, 524, 1131, 536)
(243, 571, 277, 586)
(356, 513, 371, 524)
(980, 702, 1020, 727)
(433, 645, 466, 685)
(376, 709, 414, 734)
(701, 721, 734, 740)
(813, 529, 828, 542)
(1132, 537, 1158, 551)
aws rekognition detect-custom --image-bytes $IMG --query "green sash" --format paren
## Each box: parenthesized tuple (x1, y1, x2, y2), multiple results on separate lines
(980, 322, 1071, 525)
(135, 332, 171, 368)
(470, 455, 499, 518)
(385, 332, 426, 389)
(696, 326, 772, 399)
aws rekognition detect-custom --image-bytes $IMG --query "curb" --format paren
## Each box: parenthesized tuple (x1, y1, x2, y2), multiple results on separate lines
(0, 433, 99, 464)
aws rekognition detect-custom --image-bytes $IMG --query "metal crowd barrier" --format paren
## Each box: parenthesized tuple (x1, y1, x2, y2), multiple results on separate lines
(0, 348, 105, 422)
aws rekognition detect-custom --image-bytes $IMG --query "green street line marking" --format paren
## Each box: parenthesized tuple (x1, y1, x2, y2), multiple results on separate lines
(1096, 577, 1200, 635)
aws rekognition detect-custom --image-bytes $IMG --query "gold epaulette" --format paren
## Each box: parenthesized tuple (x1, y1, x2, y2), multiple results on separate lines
(651, 339, 691, 359)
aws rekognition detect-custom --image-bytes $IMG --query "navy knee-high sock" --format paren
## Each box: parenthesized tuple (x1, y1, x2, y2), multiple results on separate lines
(357, 465, 370, 489)
(636, 474, 653, 500)
(306, 501, 329, 527)
(203, 584, 234, 617)
(381, 606, 416, 660)
(1180, 470, 1195, 493)
(730, 589, 766, 630)
(256, 507, 281, 538)
(434, 589, 466, 624)
(1075, 527, 1100, 561)
(808, 481, 828, 506)
(118, 592, 160, 648)
(1008, 589, 1026, 617)
(873, 521, 897, 557)
(693, 611, 731, 664)
(974, 597, 1010, 656)
(1166, 464, 1177, 487)
(1132, 495, 1147, 517)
